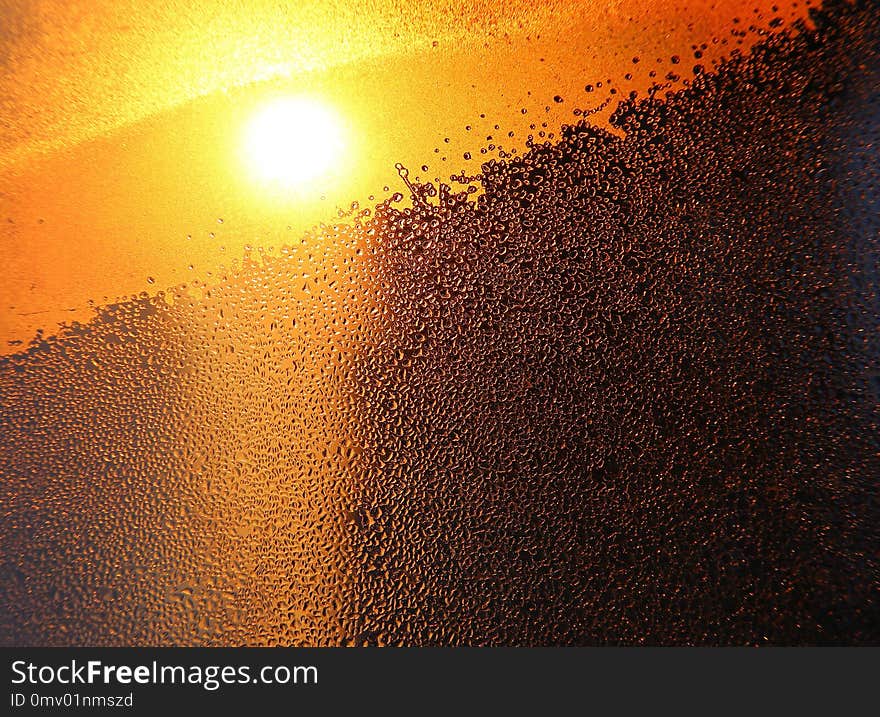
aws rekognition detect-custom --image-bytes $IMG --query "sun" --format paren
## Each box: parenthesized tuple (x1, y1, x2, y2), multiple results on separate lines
(243, 96, 345, 190)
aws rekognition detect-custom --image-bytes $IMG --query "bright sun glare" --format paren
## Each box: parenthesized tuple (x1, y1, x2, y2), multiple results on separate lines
(244, 97, 345, 189)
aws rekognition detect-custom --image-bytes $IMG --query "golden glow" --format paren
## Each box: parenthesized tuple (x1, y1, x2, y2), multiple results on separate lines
(0, 1, 812, 351)
(243, 97, 345, 189)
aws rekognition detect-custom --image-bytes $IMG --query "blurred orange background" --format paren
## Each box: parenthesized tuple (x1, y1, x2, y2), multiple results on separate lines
(0, 0, 813, 351)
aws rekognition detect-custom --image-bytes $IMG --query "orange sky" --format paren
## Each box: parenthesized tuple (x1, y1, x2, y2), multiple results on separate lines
(0, 0, 815, 351)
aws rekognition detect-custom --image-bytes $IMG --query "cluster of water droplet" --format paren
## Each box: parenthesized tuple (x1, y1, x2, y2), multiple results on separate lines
(1, 0, 877, 645)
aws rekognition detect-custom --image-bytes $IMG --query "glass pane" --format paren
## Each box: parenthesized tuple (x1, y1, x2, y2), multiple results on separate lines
(1, 0, 877, 645)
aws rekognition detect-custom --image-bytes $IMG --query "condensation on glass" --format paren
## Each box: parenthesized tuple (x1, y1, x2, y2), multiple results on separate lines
(1, 1, 878, 645)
